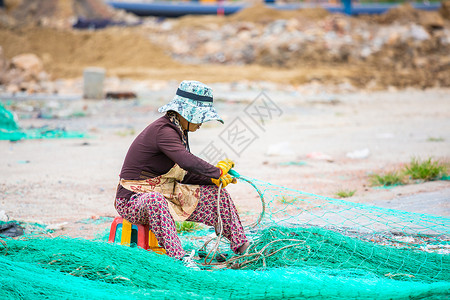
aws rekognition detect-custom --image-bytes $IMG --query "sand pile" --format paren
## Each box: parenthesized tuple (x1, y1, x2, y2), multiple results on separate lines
(441, 1, 450, 19)
(1, 0, 137, 28)
(229, 3, 329, 24)
(369, 3, 446, 30)
(0, 26, 179, 92)
(174, 4, 329, 30)
(0, 0, 174, 92)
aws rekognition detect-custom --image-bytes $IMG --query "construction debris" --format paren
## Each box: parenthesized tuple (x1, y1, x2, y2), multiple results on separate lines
(0, 1, 449, 92)
(149, 3, 450, 88)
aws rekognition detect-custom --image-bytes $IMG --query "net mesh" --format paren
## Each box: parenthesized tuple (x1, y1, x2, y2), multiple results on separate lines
(1, 173, 449, 299)
(0, 103, 86, 140)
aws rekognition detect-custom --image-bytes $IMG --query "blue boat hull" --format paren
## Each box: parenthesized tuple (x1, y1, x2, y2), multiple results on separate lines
(106, 1, 440, 17)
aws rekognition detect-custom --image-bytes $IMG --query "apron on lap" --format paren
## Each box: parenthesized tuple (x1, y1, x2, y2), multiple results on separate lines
(120, 164, 201, 222)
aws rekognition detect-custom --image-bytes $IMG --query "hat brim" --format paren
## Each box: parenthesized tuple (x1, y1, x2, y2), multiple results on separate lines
(158, 96, 224, 124)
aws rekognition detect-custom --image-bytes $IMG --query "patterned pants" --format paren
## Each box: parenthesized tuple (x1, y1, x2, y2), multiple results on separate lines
(115, 185, 248, 259)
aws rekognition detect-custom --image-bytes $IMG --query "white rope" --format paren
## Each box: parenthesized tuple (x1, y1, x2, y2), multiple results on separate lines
(199, 173, 267, 266)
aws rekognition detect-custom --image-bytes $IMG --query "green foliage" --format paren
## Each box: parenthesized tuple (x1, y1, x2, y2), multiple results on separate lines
(335, 189, 356, 198)
(427, 137, 444, 142)
(404, 157, 448, 181)
(115, 128, 136, 137)
(277, 196, 298, 204)
(175, 221, 202, 233)
(370, 171, 404, 187)
(369, 157, 448, 187)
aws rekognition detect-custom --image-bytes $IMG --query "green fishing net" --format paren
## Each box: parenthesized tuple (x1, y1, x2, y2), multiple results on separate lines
(1, 172, 449, 299)
(1, 234, 449, 300)
(0, 104, 86, 141)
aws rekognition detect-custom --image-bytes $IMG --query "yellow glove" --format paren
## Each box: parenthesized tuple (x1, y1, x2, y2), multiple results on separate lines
(216, 159, 235, 176)
(211, 173, 236, 188)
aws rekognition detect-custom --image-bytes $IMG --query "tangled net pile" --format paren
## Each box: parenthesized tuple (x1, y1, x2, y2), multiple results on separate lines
(1, 174, 449, 299)
(0, 104, 86, 141)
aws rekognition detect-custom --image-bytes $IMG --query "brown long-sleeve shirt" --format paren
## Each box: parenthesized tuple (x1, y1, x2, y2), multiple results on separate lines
(116, 115, 221, 200)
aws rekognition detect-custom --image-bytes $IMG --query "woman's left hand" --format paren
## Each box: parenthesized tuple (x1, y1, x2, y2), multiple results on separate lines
(211, 173, 236, 188)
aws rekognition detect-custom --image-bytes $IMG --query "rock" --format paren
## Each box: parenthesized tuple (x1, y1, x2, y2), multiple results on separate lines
(171, 39, 190, 55)
(335, 17, 350, 34)
(346, 148, 370, 159)
(0, 210, 8, 222)
(386, 32, 401, 45)
(11, 53, 43, 72)
(0, 51, 49, 93)
(46, 222, 68, 231)
(201, 41, 223, 56)
(265, 20, 287, 36)
(266, 142, 295, 156)
(5, 84, 20, 93)
(413, 57, 428, 68)
(4, 68, 23, 85)
(306, 152, 333, 162)
(286, 18, 300, 32)
(237, 29, 252, 43)
(10, 53, 44, 81)
(410, 24, 430, 41)
(19, 81, 41, 93)
(360, 46, 372, 58)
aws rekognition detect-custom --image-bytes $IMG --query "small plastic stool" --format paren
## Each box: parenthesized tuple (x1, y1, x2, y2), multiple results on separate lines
(108, 216, 166, 254)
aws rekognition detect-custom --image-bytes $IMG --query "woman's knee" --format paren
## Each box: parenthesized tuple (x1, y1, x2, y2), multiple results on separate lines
(140, 192, 168, 209)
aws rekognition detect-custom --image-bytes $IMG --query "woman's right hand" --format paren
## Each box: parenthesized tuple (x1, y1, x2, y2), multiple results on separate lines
(216, 158, 235, 176)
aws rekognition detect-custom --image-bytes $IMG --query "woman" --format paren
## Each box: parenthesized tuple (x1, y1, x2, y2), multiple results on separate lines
(115, 80, 249, 264)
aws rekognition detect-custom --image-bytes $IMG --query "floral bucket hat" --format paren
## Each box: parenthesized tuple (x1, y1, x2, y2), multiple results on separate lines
(158, 80, 224, 124)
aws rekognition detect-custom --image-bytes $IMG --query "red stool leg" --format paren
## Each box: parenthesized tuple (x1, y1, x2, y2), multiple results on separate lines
(108, 217, 123, 243)
(137, 224, 149, 250)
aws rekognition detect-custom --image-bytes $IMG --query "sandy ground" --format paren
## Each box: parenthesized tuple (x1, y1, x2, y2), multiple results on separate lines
(0, 82, 449, 238)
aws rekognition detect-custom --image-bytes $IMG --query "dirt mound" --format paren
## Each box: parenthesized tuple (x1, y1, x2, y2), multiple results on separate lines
(0, 27, 180, 79)
(295, 7, 330, 20)
(3, 0, 23, 11)
(440, 0, 450, 20)
(372, 3, 445, 29)
(173, 4, 329, 30)
(376, 3, 421, 24)
(6, 0, 59, 26)
(174, 15, 227, 30)
(1, 0, 133, 28)
(73, 0, 118, 20)
(228, 3, 329, 24)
